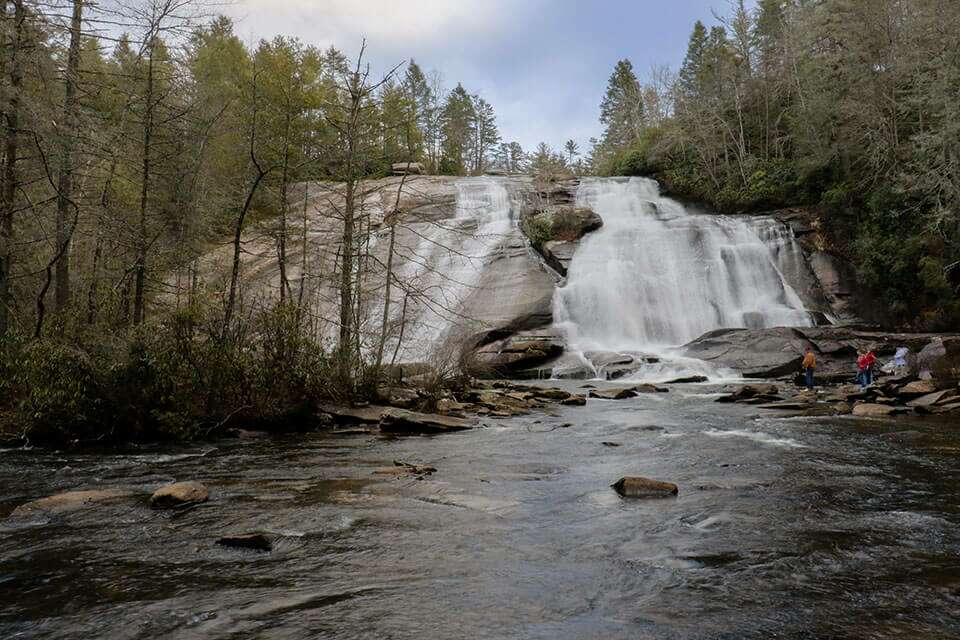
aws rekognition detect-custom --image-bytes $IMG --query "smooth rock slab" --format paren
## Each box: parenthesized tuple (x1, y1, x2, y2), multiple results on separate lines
(150, 481, 209, 509)
(852, 404, 908, 418)
(11, 489, 131, 517)
(612, 476, 679, 498)
(898, 380, 938, 398)
(378, 408, 473, 434)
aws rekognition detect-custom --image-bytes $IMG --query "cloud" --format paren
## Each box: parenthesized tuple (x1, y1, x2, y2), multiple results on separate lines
(227, 0, 517, 49)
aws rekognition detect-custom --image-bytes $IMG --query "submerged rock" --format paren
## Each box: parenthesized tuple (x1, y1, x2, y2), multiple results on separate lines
(372, 460, 437, 477)
(664, 375, 709, 384)
(11, 489, 131, 517)
(611, 476, 679, 498)
(216, 533, 272, 552)
(150, 481, 209, 509)
(633, 384, 669, 394)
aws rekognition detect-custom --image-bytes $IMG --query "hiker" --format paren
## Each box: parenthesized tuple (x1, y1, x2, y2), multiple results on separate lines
(857, 348, 877, 389)
(892, 346, 909, 375)
(802, 346, 816, 390)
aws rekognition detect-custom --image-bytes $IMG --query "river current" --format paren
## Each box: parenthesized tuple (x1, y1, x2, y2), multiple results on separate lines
(2, 382, 959, 639)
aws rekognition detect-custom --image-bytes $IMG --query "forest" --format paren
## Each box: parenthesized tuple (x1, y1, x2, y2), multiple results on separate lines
(0, 0, 550, 443)
(588, 0, 960, 329)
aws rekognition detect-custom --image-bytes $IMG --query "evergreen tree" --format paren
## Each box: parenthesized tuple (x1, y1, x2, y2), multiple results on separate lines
(439, 83, 475, 175)
(599, 59, 643, 150)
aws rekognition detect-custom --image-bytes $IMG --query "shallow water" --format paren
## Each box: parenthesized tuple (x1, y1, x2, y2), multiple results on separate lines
(2, 384, 960, 639)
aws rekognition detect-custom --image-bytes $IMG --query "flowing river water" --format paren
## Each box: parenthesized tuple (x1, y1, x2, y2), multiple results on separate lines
(3, 382, 960, 639)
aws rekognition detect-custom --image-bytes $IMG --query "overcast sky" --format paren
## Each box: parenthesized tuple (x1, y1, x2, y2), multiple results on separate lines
(221, 0, 746, 153)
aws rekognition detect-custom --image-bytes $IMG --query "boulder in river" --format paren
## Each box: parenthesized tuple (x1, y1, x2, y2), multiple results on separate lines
(11, 489, 131, 517)
(150, 481, 209, 509)
(664, 375, 709, 384)
(589, 387, 638, 400)
(611, 476, 679, 498)
(633, 384, 669, 394)
(471, 331, 564, 376)
(715, 385, 780, 404)
(378, 408, 473, 434)
(561, 394, 587, 406)
(851, 403, 908, 418)
(216, 533, 272, 552)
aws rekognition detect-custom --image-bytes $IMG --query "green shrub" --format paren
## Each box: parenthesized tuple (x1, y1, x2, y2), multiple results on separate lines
(12, 340, 105, 440)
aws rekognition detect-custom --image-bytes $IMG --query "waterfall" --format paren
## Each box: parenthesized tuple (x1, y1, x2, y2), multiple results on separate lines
(392, 177, 514, 361)
(554, 177, 815, 377)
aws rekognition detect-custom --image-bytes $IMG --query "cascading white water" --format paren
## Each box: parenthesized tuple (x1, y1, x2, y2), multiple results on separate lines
(392, 177, 514, 361)
(554, 177, 815, 377)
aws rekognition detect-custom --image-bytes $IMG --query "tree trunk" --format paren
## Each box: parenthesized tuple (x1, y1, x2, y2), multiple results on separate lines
(54, 0, 84, 312)
(133, 39, 156, 326)
(278, 110, 291, 303)
(0, 0, 25, 336)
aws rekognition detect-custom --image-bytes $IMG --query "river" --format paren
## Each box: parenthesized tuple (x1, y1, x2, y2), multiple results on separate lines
(2, 382, 959, 639)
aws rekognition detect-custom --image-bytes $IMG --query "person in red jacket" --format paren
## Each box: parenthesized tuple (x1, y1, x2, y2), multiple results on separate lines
(857, 349, 877, 389)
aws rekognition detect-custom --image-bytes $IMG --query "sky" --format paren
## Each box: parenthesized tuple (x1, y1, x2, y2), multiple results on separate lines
(222, 0, 747, 154)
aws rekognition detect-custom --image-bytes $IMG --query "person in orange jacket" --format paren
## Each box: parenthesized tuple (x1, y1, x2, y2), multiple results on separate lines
(802, 346, 816, 390)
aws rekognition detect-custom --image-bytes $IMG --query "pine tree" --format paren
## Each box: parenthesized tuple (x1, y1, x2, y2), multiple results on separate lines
(599, 59, 643, 150)
(439, 83, 475, 175)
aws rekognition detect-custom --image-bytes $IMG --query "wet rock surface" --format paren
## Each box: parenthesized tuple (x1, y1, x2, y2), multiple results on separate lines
(11, 489, 132, 517)
(216, 533, 273, 552)
(150, 481, 209, 509)
(611, 476, 679, 498)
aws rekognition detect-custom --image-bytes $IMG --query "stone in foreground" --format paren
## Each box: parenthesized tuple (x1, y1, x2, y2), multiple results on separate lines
(11, 489, 131, 517)
(611, 476, 679, 498)
(150, 481, 209, 509)
(216, 533, 272, 552)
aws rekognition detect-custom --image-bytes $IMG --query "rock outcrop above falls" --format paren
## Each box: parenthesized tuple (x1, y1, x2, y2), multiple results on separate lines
(519, 204, 603, 276)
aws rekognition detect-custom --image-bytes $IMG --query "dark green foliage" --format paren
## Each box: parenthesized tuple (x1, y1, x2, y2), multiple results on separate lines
(0, 303, 346, 445)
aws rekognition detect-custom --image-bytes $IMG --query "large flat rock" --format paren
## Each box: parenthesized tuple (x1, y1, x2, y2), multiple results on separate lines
(461, 227, 557, 344)
(683, 326, 960, 381)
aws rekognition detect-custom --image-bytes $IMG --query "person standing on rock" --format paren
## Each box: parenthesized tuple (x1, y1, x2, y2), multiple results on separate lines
(802, 347, 817, 390)
(864, 348, 877, 386)
(857, 349, 877, 389)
